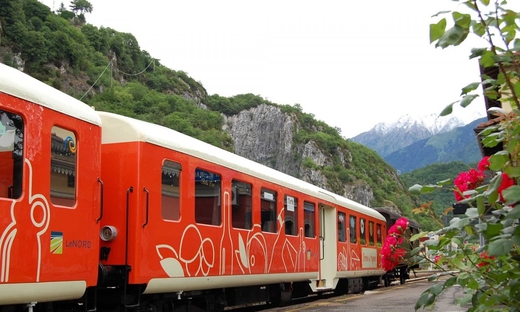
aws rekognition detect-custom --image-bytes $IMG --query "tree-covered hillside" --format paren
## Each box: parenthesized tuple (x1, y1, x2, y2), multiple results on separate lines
(0, 0, 421, 222)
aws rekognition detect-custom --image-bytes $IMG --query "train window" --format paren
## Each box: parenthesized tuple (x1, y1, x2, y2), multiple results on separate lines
(369, 221, 375, 246)
(284, 195, 298, 236)
(0, 109, 23, 199)
(349, 215, 357, 244)
(194, 168, 221, 225)
(232, 180, 252, 230)
(50, 126, 76, 207)
(338, 212, 346, 242)
(303, 201, 315, 238)
(261, 188, 277, 233)
(359, 218, 366, 245)
(161, 160, 181, 221)
(376, 223, 382, 246)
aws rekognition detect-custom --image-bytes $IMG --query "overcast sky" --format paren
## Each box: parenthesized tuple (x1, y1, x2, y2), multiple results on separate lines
(41, 0, 489, 138)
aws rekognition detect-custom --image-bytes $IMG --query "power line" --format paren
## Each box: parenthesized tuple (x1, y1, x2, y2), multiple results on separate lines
(79, 61, 111, 101)
(79, 59, 155, 101)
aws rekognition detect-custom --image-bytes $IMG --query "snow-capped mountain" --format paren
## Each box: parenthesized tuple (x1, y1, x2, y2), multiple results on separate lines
(352, 113, 467, 158)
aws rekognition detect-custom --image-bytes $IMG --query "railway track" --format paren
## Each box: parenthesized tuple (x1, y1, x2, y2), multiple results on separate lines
(225, 271, 438, 312)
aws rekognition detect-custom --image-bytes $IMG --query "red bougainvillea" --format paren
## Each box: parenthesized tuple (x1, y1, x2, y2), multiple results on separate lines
(498, 173, 515, 203)
(454, 157, 515, 203)
(477, 156, 490, 172)
(477, 251, 496, 269)
(454, 168, 485, 201)
(381, 217, 409, 271)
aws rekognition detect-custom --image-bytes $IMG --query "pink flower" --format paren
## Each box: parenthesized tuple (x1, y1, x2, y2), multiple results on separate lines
(390, 247, 406, 262)
(454, 168, 485, 201)
(478, 156, 490, 171)
(381, 217, 410, 272)
(385, 235, 398, 247)
(388, 224, 399, 236)
(382, 255, 393, 271)
(382, 243, 392, 255)
(395, 217, 409, 231)
(434, 254, 441, 263)
(388, 218, 409, 236)
(498, 173, 515, 203)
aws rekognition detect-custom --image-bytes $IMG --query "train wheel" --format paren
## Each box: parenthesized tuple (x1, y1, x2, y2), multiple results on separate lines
(383, 274, 391, 287)
(269, 283, 292, 307)
(399, 267, 406, 285)
(333, 279, 348, 295)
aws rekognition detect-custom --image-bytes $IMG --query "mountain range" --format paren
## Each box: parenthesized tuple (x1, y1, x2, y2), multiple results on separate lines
(351, 114, 488, 173)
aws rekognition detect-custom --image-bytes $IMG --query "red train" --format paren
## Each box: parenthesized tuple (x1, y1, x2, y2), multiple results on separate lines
(0, 63, 389, 311)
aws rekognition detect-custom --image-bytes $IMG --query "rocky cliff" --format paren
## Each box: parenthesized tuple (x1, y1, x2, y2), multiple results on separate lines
(223, 104, 380, 207)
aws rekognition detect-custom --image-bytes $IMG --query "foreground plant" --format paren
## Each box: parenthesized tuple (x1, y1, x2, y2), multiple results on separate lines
(381, 217, 410, 271)
(409, 0, 520, 311)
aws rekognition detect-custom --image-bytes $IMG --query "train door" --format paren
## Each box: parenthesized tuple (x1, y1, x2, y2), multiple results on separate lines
(317, 203, 337, 290)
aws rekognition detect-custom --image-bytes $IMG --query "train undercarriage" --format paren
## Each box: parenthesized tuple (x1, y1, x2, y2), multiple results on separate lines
(1, 274, 387, 312)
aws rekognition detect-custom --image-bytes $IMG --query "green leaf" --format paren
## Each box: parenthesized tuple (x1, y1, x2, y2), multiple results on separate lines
(415, 292, 430, 310)
(461, 82, 480, 95)
(504, 165, 520, 179)
(489, 152, 508, 169)
(430, 18, 447, 43)
(410, 246, 423, 256)
(479, 0, 490, 6)
(506, 205, 520, 219)
(514, 81, 520, 99)
(452, 12, 471, 28)
(488, 238, 513, 256)
(460, 94, 478, 107)
(483, 223, 504, 237)
(430, 283, 444, 296)
(443, 276, 458, 288)
(411, 232, 428, 241)
(502, 185, 520, 204)
(458, 272, 470, 285)
(440, 102, 456, 116)
(408, 184, 440, 194)
(436, 178, 453, 186)
(436, 25, 469, 48)
(465, 208, 479, 218)
(466, 277, 479, 290)
(457, 293, 473, 307)
(480, 50, 495, 68)
(431, 10, 451, 18)
(476, 196, 486, 215)
(469, 48, 487, 59)
(428, 274, 440, 282)
(472, 23, 486, 37)
(514, 38, 520, 52)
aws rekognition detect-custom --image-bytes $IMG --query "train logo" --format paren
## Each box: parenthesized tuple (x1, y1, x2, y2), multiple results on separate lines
(50, 231, 63, 255)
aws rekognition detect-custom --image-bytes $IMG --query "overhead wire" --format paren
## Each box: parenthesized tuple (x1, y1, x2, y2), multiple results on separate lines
(79, 59, 155, 101)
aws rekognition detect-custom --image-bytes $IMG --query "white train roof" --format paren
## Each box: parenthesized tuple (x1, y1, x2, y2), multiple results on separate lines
(0, 63, 101, 126)
(98, 111, 384, 221)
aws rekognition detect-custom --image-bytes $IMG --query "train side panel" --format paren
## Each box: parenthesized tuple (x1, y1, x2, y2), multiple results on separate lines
(99, 139, 322, 293)
(0, 84, 101, 304)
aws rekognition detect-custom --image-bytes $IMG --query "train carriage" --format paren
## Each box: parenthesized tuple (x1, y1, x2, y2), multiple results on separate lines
(0, 62, 391, 311)
(96, 112, 387, 310)
(0, 63, 102, 307)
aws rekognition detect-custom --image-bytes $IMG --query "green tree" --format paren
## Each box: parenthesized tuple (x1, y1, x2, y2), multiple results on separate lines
(70, 0, 93, 15)
(69, 0, 92, 24)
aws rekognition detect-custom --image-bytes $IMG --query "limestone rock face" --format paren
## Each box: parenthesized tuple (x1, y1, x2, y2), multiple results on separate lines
(224, 104, 300, 176)
(223, 104, 376, 207)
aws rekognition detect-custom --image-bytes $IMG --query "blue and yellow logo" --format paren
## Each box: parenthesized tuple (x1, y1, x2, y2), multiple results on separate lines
(51, 231, 63, 254)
